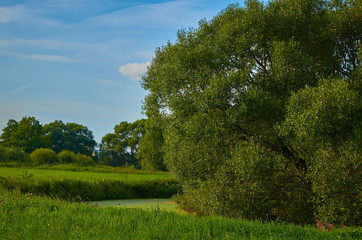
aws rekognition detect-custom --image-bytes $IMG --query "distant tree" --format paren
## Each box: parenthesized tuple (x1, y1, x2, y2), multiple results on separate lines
(64, 122, 97, 156)
(43, 121, 97, 156)
(0, 116, 45, 153)
(42, 120, 67, 153)
(0, 146, 28, 162)
(100, 119, 146, 167)
(0, 119, 18, 145)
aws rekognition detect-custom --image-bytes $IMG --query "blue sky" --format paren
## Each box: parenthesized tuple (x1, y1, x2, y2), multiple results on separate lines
(0, 0, 252, 143)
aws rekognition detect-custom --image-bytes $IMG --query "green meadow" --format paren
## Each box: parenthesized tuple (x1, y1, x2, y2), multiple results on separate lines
(1, 187, 361, 240)
(0, 166, 174, 182)
(0, 166, 178, 201)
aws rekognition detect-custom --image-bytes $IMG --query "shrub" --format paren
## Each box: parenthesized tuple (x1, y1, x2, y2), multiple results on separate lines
(0, 146, 28, 162)
(30, 148, 57, 165)
(75, 153, 95, 166)
(57, 150, 77, 164)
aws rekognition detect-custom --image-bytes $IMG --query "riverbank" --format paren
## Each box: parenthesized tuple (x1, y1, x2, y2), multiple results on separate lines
(1, 187, 361, 240)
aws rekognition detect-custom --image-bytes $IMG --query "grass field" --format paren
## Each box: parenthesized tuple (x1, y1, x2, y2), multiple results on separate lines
(1, 187, 361, 240)
(0, 166, 174, 182)
(0, 166, 178, 201)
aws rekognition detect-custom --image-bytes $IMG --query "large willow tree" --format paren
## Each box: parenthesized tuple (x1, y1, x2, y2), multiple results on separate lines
(141, 0, 361, 225)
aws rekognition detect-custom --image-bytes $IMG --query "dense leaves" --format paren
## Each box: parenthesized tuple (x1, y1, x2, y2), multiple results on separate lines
(138, 122, 166, 171)
(43, 121, 97, 155)
(0, 117, 97, 156)
(99, 119, 146, 167)
(142, 0, 361, 225)
(0, 117, 44, 153)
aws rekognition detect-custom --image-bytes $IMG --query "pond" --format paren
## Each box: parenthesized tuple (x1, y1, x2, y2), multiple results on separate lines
(90, 198, 181, 212)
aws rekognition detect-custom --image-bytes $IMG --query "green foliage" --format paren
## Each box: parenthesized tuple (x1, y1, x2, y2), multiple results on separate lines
(0, 146, 28, 162)
(0, 116, 45, 153)
(310, 142, 361, 226)
(57, 150, 77, 164)
(30, 148, 58, 165)
(279, 79, 360, 150)
(75, 153, 96, 166)
(43, 120, 97, 155)
(1, 187, 361, 240)
(100, 119, 146, 167)
(279, 79, 361, 226)
(142, 0, 361, 225)
(1, 117, 97, 157)
(138, 123, 166, 171)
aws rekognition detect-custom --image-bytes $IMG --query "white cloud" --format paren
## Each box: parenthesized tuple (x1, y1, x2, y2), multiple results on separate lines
(119, 62, 150, 81)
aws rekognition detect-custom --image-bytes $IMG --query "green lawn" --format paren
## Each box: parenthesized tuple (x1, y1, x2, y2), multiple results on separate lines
(0, 166, 174, 182)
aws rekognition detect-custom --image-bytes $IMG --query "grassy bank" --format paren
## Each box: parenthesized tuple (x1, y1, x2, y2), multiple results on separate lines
(0, 166, 178, 201)
(0, 188, 360, 240)
(0, 166, 173, 181)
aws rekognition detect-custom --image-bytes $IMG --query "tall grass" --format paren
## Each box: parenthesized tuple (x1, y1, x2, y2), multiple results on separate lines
(0, 188, 360, 240)
(0, 166, 174, 181)
(0, 166, 178, 201)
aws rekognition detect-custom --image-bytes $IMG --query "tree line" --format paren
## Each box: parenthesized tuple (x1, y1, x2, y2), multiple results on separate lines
(140, 0, 361, 226)
(0, 116, 165, 169)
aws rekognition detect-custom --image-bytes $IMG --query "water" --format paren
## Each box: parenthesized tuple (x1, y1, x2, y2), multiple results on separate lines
(90, 198, 179, 212)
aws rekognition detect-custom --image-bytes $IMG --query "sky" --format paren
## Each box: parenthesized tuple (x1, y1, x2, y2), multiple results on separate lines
(0, 0, 251, 143)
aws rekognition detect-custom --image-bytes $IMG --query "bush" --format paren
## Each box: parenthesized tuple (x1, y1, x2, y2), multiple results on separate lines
(0, 146, 28, 162)
(57, 150, 76, 164)
(75, 153, 95, 166)
(30, 148, 57, 165)
(178, 140, 314, 224)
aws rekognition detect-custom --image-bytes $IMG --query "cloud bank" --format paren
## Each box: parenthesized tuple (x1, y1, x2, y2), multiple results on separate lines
(119, 62, 150, 81)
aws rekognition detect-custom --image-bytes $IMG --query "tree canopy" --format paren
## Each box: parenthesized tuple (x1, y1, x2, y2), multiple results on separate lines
(1, 117, 97, 156)
(141, 0, 361, 225)
(99, 119, 146, 167)
(0, 116, 44, 153)
(43, 121, 97, 155)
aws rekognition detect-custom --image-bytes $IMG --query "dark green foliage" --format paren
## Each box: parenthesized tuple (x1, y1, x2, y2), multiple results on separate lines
(1, 117, 97, 157)
(0, 177, 178, 201)
(279, 79, 361, 226)
(138, 123, 166, 171)
(0, 146, 28, 162)
(30, 148, 58, 165)
(43, 120, 97, 155)
(0, 116, 45, 153)
(142, 0, 361, 225)
(99, 119, 146, 167)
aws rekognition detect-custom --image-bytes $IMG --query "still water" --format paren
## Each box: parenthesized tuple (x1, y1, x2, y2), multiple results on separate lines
(90, 198, 179, 212)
